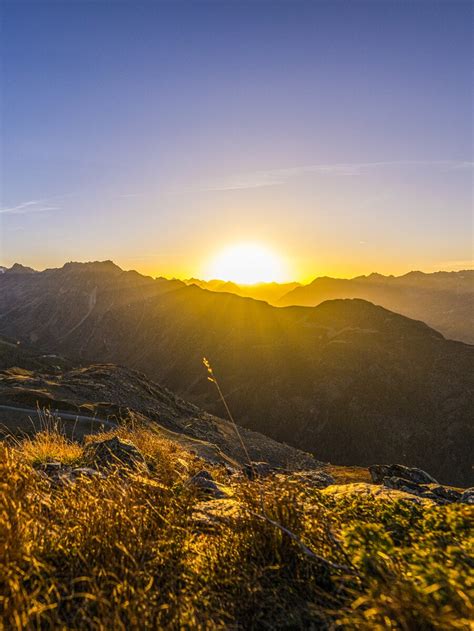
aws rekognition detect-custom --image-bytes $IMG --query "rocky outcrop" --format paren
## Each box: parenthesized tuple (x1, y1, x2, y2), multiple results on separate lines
(0, 355, 321, 472)
(367, 463, 468, 506)
(369, 464, 438, 485)
(382, 477, 462, 504)
(83, 437, 147, 470)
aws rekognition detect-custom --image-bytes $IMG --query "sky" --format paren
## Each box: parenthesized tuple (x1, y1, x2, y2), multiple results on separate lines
(0, 0, 472, 282)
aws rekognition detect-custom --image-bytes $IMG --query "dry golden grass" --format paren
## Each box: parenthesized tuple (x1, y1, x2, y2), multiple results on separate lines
(17, 429, 83, 466)
(0, 426, 472, 630)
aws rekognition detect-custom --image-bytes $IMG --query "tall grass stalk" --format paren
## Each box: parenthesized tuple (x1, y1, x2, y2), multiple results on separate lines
(202, 356, 355, 571)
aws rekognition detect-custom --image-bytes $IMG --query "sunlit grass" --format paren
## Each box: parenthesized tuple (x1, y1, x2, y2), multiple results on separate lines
(0, 428, 472, 629)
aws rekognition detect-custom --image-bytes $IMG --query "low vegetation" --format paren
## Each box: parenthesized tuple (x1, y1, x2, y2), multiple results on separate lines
(1, 425, 472, 629)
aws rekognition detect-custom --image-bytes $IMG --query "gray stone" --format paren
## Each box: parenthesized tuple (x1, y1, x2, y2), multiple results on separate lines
(83, 436, 147, 470)
(383, 477, 462, 504)
(243, 461, 273, 479)
(369, 464, 438, 485)
(287, 469, 335, 489)
(191, 499, 240, 532)
(460, 488, 474, 505)
(429, 485, 462, 503)
(382, 476, 425, 495)
(70, 467, 105, 480)
(187, 470, 229, 499)
(35, 461, 71, 485)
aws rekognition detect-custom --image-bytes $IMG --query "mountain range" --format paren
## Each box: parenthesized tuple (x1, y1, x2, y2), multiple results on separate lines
(278, 270, 474, 344)
(183, 270, 474, 344)
(0, 261, 472, 485)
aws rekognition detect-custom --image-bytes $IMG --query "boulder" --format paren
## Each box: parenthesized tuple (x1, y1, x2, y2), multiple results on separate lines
(187, 470, 229, 499)
(460, 488, 474, 505)
(369, 464, 438, 485)
(84, 436, 147, 470)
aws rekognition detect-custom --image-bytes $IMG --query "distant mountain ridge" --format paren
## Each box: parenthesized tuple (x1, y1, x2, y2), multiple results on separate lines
(184, 277, 300, 303)
(0, 261, 472, 485)
(278, 270, 474, 344)
(179, 270, 474, 343)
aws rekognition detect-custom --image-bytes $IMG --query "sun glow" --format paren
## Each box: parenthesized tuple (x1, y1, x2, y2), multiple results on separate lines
(204, 242, 288, 284)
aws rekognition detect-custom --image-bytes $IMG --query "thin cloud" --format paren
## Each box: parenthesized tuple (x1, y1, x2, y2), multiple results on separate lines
(0, 199, 60, 215)
(204, 160, 474, 192)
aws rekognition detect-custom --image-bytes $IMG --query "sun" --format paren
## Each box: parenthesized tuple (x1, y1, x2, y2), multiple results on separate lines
(204, 242, 288, 284)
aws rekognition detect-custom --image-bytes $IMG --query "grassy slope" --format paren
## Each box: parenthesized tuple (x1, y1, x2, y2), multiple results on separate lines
(1, 425, 472, 630)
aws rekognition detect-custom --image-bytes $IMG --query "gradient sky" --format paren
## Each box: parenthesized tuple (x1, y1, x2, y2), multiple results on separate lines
(0, 0, 472, 281)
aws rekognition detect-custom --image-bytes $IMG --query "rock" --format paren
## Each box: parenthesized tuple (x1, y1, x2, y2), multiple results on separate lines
(243, 461, 273, 479)
(191, 499, 240, 532)
(382, 477, 462, 504)
(460, 488, 474, 505)
(429, 485, 462, 503)
(369, 464, 438, 485)
(282, 469, 335, 489)
(69, 467, 105, 481)
(322, 482, 434, 505)
(36, 462, 106, 485)
(83, 436, 147, 470)
(36, 461, 71, 485)
(382, 476, 426, 495)
(187, 470, 229, 499)
(38, 461, 64, 476)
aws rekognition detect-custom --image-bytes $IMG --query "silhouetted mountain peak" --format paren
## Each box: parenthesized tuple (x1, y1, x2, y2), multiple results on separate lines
(6, 263, 36, 274)
(60, 260, 123, 274)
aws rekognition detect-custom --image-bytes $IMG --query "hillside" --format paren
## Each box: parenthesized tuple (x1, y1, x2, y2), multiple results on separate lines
(0, 261, 472, 486)
(278, 270, 474, 344)
(0, 355, 318, 471)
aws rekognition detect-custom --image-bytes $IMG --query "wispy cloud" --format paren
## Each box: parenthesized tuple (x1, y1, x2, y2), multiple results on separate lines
(0, 199, 60, 215)
(204, 160, 473, 192)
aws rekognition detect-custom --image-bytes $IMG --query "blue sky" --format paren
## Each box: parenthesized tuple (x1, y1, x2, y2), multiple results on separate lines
(0, 0, 472, 280)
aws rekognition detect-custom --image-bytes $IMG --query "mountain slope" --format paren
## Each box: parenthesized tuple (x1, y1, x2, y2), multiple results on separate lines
(0, 360, 319, 471)
(0, 261, 472, 485)
(278, 270, 474, 343)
